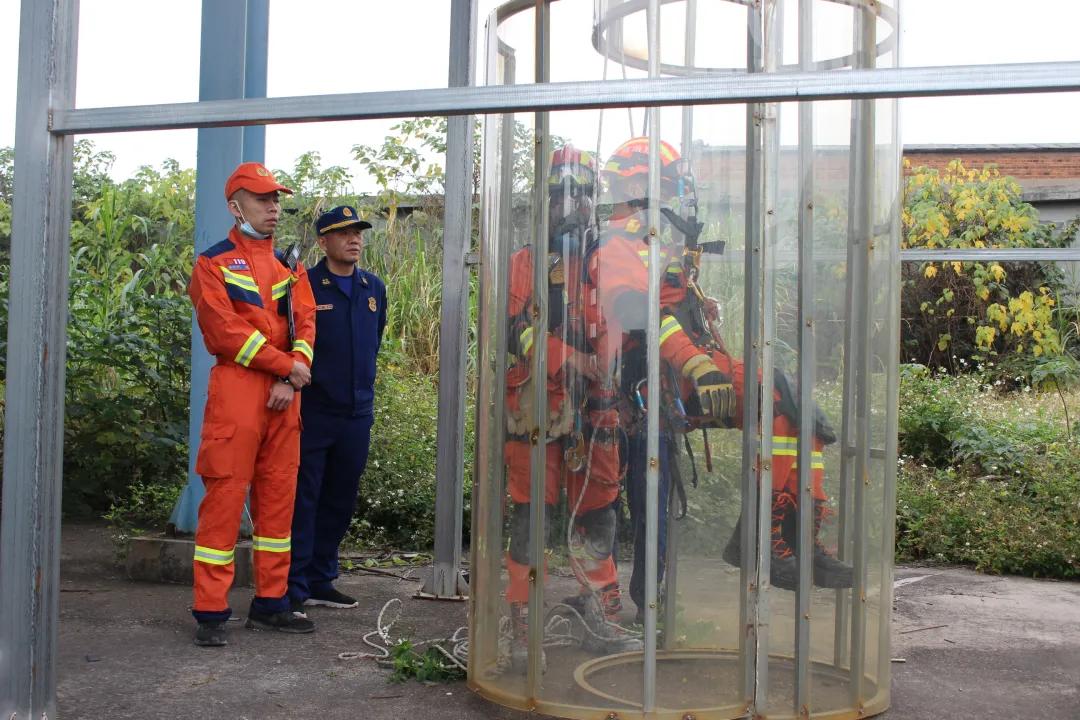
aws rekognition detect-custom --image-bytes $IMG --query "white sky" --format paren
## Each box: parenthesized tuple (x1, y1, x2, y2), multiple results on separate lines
(1, 0, 1079, 185)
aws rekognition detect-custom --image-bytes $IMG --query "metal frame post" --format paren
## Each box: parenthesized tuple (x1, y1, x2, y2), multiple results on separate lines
(171, 0, 252, 533)
(662, 0, 698, 648)
(525, 0, 551, 699)
(242, 0, 269, 162)
(642, 0, 662, 710)
(0, 0, 79, 716)
(423, 0, 477, 601)
(794, 0, 816, 715)
(739, 0, 771, 713)
(468, 24, 516, 677)
(847, 4, 877, 707)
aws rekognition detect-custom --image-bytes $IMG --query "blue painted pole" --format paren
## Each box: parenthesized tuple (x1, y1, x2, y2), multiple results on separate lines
(242, 0, 268, 162)
(170, 0, 251, 533)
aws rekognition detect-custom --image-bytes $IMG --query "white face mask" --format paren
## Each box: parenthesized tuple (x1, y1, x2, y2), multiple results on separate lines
(231, 202, 270, 240)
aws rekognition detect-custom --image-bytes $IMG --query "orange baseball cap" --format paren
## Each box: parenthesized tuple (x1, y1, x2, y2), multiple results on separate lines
(224, 162, 294, 200)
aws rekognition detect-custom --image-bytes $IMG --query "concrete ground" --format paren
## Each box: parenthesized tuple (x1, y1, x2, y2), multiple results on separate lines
(56, 523, 1079, 719)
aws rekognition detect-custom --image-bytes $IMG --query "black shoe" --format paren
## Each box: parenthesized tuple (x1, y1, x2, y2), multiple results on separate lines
(561, 593, 589, 612)
(722, 516, 742, 567)
(194, 621, 228, 647)
(245, 609, 315, 633)
(289, 597, 308, 619)
(813, 549, 854, 588)
(305, 586, 358, 609)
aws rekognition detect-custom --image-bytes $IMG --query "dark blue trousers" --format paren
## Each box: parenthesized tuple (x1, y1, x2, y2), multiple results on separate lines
(288, 410, 373, 602)
(626, 430, 671, 611)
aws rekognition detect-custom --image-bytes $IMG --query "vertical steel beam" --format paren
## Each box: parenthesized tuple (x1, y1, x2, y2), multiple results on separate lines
(794, 0, 815, 715)
(643, 0, 662, 710)
(0, 1, 78, 716)
(423, 0, 476, 600)
(739, 0, 767, 711)
(876, 88, 903, 694)
(848, 4, 877, 707)
(525, 0, 551, 699)
(242, 0, 269, 162)
(171, 0, 250, 533)
(468, 22, 516, 677)
(663, 0, 697, 648)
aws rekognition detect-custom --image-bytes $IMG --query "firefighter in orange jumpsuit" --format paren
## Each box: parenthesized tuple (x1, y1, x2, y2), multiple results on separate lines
(503, 146, 640, 671)
(188, 162, 318, 646)
(591, 138, 851, 599)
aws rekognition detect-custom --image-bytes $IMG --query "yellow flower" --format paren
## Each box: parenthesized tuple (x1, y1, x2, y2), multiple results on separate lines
(924, 265, 938, 279)
(990, 264, 1005, 283)
(952, 261, 963, 275)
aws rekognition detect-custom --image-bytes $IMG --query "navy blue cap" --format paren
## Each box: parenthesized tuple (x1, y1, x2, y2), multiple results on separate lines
(315, 205, 372, 236)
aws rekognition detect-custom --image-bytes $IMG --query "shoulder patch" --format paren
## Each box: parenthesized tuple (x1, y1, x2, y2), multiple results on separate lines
(200, 238, 236, 259)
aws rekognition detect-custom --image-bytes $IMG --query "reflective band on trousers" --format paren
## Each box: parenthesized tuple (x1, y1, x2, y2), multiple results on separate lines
(194, 545, 235, 566)
(235, 330, 267, 367)
(292, 338, 313, 363)
(658, 315, 682, 346)
(774, 436, 824, 469)
(252, 535, 291, 553)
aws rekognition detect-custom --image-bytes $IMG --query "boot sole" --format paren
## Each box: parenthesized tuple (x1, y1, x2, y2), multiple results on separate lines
(244, 618, 316, 633)
(193, 637, 228, 647)
(303, 598, 358, 609)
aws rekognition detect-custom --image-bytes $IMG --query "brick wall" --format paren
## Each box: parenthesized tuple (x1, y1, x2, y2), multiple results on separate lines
(904, 149, 1080, 180)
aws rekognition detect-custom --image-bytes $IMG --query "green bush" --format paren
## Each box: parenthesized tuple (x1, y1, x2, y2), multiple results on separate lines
(896, 369, 1080, 578)
(349, 359, 474, 550)
(897, 464, 1079, 578)
(103, 478, 184, 546)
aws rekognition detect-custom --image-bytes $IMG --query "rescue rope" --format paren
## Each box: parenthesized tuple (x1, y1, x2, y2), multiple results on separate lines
(336, 598, 468, 672)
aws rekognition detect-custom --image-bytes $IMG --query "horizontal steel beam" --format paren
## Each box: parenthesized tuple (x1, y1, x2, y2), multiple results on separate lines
(52, 61, 1080, 135)
(901, 248, 1080, 262)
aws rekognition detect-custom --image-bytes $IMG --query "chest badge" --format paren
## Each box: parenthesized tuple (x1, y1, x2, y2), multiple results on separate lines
(316, 304, 334, 311)
(368, 297, 377, 312)
(321, 278, 332, 285)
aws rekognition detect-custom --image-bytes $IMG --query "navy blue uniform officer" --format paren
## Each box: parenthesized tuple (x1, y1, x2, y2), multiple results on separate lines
(288, 206, 386, 613)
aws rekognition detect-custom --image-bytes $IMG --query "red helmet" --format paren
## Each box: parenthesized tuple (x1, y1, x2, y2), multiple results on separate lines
(603, 137, 682, 202)
(548, 144, 597, 191)
(547, 145, 597, 234)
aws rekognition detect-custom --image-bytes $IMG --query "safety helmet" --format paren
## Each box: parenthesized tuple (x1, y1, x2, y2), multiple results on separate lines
(547, 145, 597, 235)
(603, 137, 683, 203)
(548, 144, 597, 193)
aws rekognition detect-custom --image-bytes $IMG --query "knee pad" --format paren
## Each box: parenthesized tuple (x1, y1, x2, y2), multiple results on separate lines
(508, 502, 551, 566)
(575, 505, 616, 561)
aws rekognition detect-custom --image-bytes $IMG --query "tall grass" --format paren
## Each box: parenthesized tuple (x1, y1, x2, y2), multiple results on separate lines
(363, 221, 445, 375)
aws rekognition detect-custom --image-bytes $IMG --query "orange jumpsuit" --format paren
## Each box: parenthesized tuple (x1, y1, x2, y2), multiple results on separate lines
(588, 217, 826, 500)
(503, 245, 621, 604)
(188, 227, 317, 620)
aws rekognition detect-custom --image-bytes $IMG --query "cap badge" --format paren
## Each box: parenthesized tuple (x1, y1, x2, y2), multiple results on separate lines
(256, 166, 269, 176)
(627, 218, 641, 233)
(368, 297, 377, 312)
(343, 207, 353, 217)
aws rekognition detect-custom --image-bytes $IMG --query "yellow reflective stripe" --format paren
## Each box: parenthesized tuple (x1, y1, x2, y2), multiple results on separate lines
(292, 338, 313, 363)
(234, 330, 267, 367)
(252, 535, 291, 553)
(659, 315, 683, 346)
(194, 545, 234, 566)
(271, 276, 294, 300)
(772, 436, 798, 457)
(220, 266, 259, 291)
(520, 326, 535, 356)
